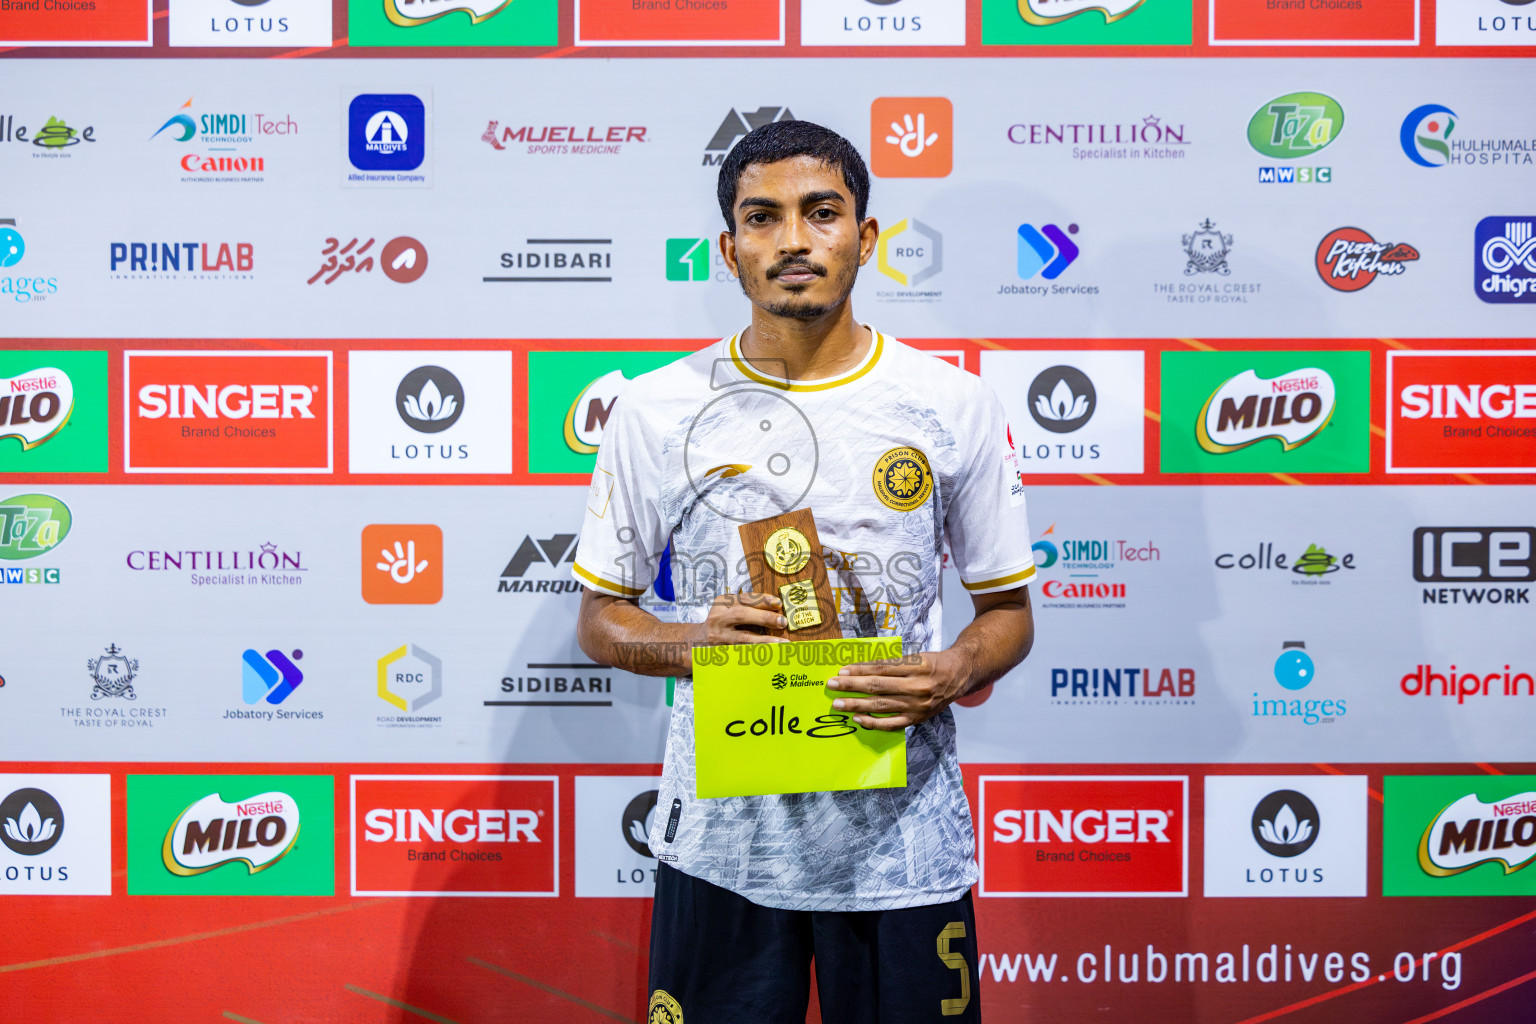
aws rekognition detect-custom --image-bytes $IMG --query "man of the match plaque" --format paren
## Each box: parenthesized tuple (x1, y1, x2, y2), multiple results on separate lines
(738, 507, 843, 641)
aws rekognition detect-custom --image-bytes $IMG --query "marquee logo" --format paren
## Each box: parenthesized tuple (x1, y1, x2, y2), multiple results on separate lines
(162, 790, 300, 876)
(703, 107, 794, 166)
(1247, 93, 1343, 159)
(0, 367, 73, 451)
(1475, 218, 1536, 303)
(980, 776, 1188, 896)
(1387, 351, 1536, 473)
(1196, 367, 1336, 454)
(498, 533, 582, 594)
(0, 494, 72, 561)
(1315, 228, 1418, 292)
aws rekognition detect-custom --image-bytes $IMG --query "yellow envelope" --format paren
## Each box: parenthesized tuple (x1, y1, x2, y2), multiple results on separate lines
(691, 637, 907, 799)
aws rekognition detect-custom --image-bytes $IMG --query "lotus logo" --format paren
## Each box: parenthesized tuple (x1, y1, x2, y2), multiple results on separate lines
(621, 789, 658, 858)
(396, 366, 464, 433)
(0, 788, 64, 856)
(1027, 366, 1095, 433)
(1251, 790, 1319, 857)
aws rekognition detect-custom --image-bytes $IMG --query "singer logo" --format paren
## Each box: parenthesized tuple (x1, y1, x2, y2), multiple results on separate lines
(124, 351, 332, 473)
(351, 775, 558, 896)
(979, 776, 1188, 896)
(361, 524, 442, 604)
(1387, 351, 1536, 473)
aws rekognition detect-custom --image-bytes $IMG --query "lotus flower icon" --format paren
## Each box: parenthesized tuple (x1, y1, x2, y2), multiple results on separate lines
(1035, 377, 1091, 424)
(1026, 365, 1097, 434)
(4, 802, 57, 845)
(1257, 801, 1312, 848)
(395, 365, 465, 433)
(1250, 789, 1320, 857)
(403, 377, 457, 423)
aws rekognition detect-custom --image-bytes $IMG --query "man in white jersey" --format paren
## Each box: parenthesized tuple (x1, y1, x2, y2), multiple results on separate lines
(573, 120, 1036, 1023)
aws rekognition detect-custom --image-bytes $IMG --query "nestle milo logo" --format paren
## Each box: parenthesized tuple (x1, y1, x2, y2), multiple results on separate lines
(0, 493, 72, 560)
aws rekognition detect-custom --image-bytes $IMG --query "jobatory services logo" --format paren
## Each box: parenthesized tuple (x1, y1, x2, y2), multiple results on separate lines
(240, 647, 304, 705)
(348, 351, 512, 474)
(525, 350, 689, 474)
(0, 775, 112, 895)
(1385, 776, 1536, 895)
(1412, 526, 1535, 607)
(308, 236, 428, 285)
(981, 350, 1145, 472)
(1315, 228, 1419, 292)
(168, 0, 334, 46)
(1435, 0, 1536, 45)
(376, 644, 444, 722)
(1004, 222, 1098, 298)
(482, 118, 647, 156)
(1475, 218, 1536, 303)
(124, 351, 332, 473)
(1250, 92, 1341, 183)
(1005, 114, 1189, 162)
(108, 241, 255, 281)
(1252, 640, 1346, 726)
(1203, 776, 1367, 897)
(574, 775, 663, 897)
(801, 0, 967, 46)
(703, 106, 794, 167)
(980, 776, 1188, 896)
(352, 775, 558, 896)
(1160, 351, 1369, 474)
(874, 217, 942, 302)
(361, 524, 442, 604)
(149, 96, 298, 184)
(0, 351, 107, 472)
(349, 0, 556, 45)
(1386, 350, 1536, 472)
(126, 774, 333, 895)
(981, 0, 1191, 43)
(497, 532, 583, 595)
(0, 218, 60, 305)
(0, 493, 72, 566)
(0, 113, 97, 157)
(487, 238, 612, 284)
(871, 97, 952, 177)
(344, 91, 432, 187)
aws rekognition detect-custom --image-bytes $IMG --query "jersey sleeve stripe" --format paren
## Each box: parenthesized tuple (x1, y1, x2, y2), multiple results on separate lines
(960, 565, 1037, 593)
(572, 561, 648, 597)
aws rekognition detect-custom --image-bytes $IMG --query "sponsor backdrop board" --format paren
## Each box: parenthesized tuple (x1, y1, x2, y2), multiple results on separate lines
(2, 16, 1535, 1024)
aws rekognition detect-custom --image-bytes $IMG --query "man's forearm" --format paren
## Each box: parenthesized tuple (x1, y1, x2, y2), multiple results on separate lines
(577, 592, 699, 678)
(947, 590, 1034, 695)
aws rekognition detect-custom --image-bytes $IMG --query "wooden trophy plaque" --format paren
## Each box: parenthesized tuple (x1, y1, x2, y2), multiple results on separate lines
(738, 507, 844, 641)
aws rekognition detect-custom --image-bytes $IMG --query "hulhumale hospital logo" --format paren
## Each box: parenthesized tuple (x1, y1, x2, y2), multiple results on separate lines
(1401, 105, 1456, 167)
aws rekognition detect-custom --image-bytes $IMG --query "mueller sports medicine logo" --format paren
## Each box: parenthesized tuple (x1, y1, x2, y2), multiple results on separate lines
(150, 96, 298, 184)
(980, 776, 1187, 897)
(109, 242, 254, 281)
(1412, 526, 1534, 607)
(703, 106, 793, 166)
(1475, 218, 1536, 303)
(1196, 367, 1335, 453)
(125, 351, 332, 473)
(0, 367, 72, 451)
(1316, 228, 1419, 292)
(162, 790, 300, 876)
(1387, 351, 1536, 473)
(352, 775, 557, 896)
(482, 119, 647, 156)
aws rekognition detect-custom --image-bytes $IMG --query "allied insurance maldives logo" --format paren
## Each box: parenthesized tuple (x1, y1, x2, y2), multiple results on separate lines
(124, 351, 332, 473)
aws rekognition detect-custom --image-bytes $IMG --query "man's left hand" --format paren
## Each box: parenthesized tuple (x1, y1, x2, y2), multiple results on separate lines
(829, 649, 973, 732)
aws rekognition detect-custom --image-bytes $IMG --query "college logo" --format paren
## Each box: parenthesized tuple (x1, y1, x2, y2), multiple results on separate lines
(1475, 218, 1536, 303)
(308, 236, 428, 285)
(87, 643, 139, 701)
(1316, 228, 1419, 292)
(344, 91, 432, 186)
(871, 446, 933, 512)
(871, 97, 952, 177)
(801, 0, 967, 46)
(125, 351, 332, 473)
(1400, 104, 1455, 167)
(1412, 527, 1534, 610)
(0, 218, 60, 305)
(0, 775, 112, 895)
(0, 494, 72, 561)
(574, 775, 662, 896)
(0, 114, 96, 154)
(703, 106, 794, 166)
(361, 524, 442, 604)
(352, 775, 558, 895)
(1196, 366, 1335, 453)
(980, 775, 1188, 896)
(526, 350, 686, 474)
(126, 774, 333, 895)
(1248, 93, 1343, 159)
(665, 238, 710, 281)
(981, 0, 1190, 42)
(1387, 351, 1536, 473)
(875, 218, 942, 299)
(167, 0, 334, 46)
(1203, 776, 1367, 897)
(1253, 641, 1346, 726)
(982, 351, 1144, 472)
(1385, 776, 1536, 895)
(377, 643, 443, 712)
(1214, 541, 1356, 582)
(241, 648, 304, 705)
(1016, 223, 1079, 280)
(348, 351, 510, 473)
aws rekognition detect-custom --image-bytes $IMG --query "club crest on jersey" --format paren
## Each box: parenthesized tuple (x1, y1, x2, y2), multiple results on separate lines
(648, 988, 684, 1024)
(872, 446, 933, 512)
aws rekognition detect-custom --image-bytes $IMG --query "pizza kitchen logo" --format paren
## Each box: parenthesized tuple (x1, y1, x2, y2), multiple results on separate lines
(1196, 367, 1336, 453)
(1315, 228, 1419, 292)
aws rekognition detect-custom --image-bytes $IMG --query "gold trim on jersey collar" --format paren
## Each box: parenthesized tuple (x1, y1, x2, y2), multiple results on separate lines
(728, 329, 884, 392)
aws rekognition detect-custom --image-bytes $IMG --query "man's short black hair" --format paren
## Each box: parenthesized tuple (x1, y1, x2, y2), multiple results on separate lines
(716, 120, 870, 233)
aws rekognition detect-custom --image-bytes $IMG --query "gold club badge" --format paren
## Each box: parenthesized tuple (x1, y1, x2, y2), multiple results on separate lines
(764, 526, 811, 576)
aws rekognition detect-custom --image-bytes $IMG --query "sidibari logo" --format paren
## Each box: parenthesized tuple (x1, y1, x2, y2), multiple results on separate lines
(0, 367, 73, 450)
(1196, 367, 1336, 454)
(162, 790, 300, 876)
(1419, 791, 1536, 877)
(1247, 93, 1343, 159)
(1315, 228, 1419, 292)
(0, 493, 72, 560)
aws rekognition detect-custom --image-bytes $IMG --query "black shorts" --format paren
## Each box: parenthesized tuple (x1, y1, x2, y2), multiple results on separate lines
(647, 862, 981, 1024)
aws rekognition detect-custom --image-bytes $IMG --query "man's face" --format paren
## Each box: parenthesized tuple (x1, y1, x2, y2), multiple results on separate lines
(721, 155, 877, 321)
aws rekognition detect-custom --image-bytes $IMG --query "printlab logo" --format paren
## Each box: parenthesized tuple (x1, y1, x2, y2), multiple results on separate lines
(345, 92, 431, 187)
(1252, 790, 1319, 857)
(871, 97, 952, 177)
(1250, 92, 1340, 183)
(1, 787, 64, 856)
(875, 218, 942, 300)
(241, 648, 304, 705)
(377, 643, 443, 713)
(0, 114, 96, 156)
(88, 643, 139, 701)
(703, 107, 794, 166)
(308, 236, 428, 285)
(1475, 218, 1536, 303)
(0, 218, 59, 305)
(396, 366, 464, 433)
(108, 241, 254, 280)
(361, 524, 442, 604)
(1316, 228, 1419, 292)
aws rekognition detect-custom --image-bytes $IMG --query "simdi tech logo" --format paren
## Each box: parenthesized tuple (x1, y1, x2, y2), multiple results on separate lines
(149, 95, 298, 184)
(0, 350, 108, 473)
(525, 350, 690, 475)
(870, 97, 952, 178)
(362, 524, 443, 604)
(348, 0, 555, 46)
(352, 775, 557, 896)
(344, 91, 432, 187)
(1386, 350, 1536, 473)
(1384, 776, 1536, 895)
(126, 774, 334, 895)
(979, 775, 1188, 896)
(124, 351, 333, 473)
(981, 0, 1191, 43)
(1159, 350, 1370, 474)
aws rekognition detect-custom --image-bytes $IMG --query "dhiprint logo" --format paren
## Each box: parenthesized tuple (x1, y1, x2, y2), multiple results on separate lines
(1196, 367, 1336, 453)
(1400, 104, 1455, 167)
(0, 775, 112, 895)
(871, 97, 952, 178)
(344, 91, 432, 187)
(1475, 218, 1536, 303)
(241, 648, 304, 705)
(665, 238, 709, 282)
(1028, 365, 1094, 433)
(361, 524, 443, 604)
(1, 787, 64, 856)
(396, 366, 464, 433)
(1316, 228, 1419, 292)
(702, 107, 794, 167)
(1017, 223, 1079, 279)
(1247, 93, 1343, 159)
(1204, 775, 1367, 897)
(1252, 790, 1319, 857)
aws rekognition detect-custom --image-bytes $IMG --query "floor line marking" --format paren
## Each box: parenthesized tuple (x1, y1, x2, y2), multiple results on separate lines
(468, 956, 638, 1023)
(345, 984, 463, 1024)
(222, 1013, 266, 1024)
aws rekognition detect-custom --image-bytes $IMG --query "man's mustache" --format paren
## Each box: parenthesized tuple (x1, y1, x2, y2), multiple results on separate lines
(767, 257, 828, 279)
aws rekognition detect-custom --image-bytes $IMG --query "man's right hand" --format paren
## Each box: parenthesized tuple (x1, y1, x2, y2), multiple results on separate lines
(694, 592, 788, 646)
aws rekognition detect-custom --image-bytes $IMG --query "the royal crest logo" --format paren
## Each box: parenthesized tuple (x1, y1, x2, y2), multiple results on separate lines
(1196, 368, 1336, 454)
(1315, 228, 1419, 292)
(87, 643, 138, 701)
(0, 368, 73, 450)
(1182, 219, 1232, 276)
(872, 446, 933, 512)
(161, 790, 301, 876)
(1418, 791, 1536, 877)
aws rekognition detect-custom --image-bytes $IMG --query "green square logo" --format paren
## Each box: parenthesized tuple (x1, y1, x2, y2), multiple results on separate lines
(982, 0, 1192, 44)
(526, 350, 689, 475)
(666, 238, 710, 282)
(1159, 350, 1370, 474)
(127, 775, 334, 895)
(1384, 776, 1536, 896)
(347, 0, 557, 47)
(0, 350, 107, 473)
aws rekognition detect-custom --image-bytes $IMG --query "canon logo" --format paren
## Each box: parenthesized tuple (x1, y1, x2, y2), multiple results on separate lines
(137, 383, 316, 420)
(362, 807, 540, 843)
(1399, 384, 1536, 420)
(991, 808, 1171, 844)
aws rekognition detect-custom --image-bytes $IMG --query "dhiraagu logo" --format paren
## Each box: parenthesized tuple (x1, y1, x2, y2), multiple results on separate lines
(526, 350, 689, 475)
(1247, 93, 1345, 159)
(126, 774, 334, 895)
